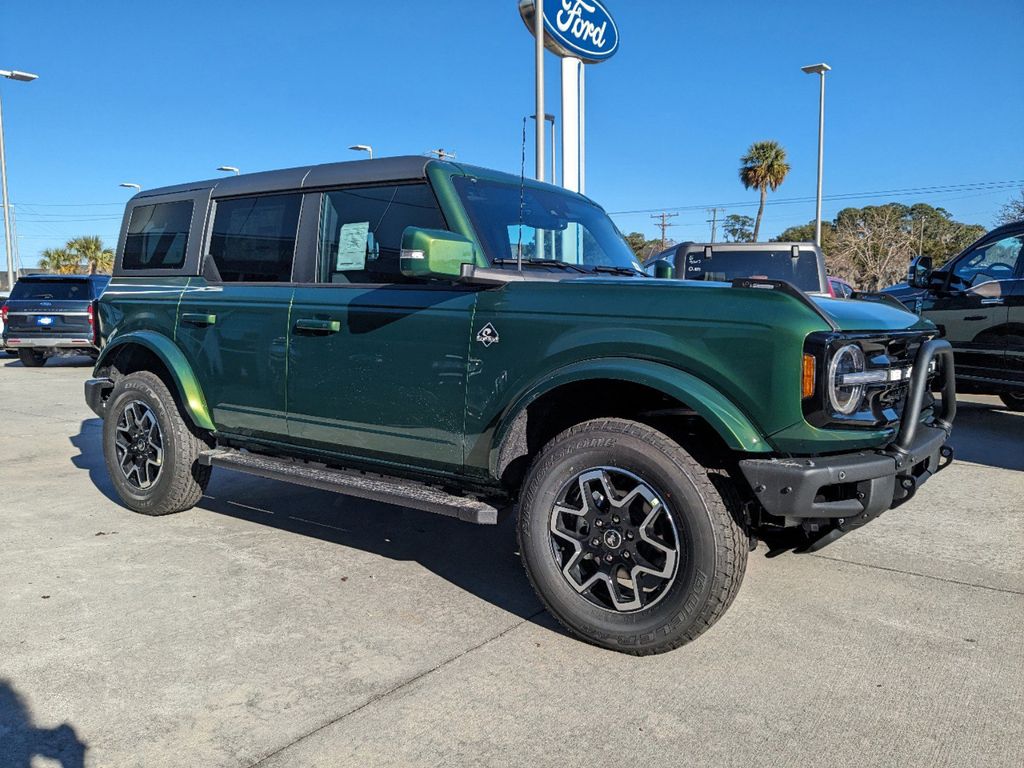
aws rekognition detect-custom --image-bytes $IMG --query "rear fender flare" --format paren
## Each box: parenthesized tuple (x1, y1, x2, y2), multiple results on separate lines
(95, 331, 214, 431)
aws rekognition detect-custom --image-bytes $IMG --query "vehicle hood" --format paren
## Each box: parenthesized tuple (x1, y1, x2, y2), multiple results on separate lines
(810, 295, 931, 333)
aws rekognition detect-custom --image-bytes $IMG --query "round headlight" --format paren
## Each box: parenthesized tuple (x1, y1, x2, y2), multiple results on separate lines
(828, 344, 866, 415)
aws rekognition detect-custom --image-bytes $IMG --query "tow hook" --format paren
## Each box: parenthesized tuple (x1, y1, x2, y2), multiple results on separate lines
(893, 474, 918, 507)
(939, 445, 954, 470)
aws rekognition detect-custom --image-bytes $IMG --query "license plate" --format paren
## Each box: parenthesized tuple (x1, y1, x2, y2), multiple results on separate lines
(36, 316, 54, 326)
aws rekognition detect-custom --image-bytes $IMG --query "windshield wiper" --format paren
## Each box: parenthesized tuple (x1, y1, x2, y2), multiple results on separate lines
(493, 259, 589, 274)
(589, 265, 645, 277)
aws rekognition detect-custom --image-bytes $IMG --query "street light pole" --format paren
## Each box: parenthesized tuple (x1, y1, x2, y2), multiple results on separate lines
(534, 0, 545, 182)
(217, 166, 240, 176)
(0, 68, 38, 291)
(802, 63, 831, 247)
(349, 144, 373, 159)
(120, 183, 142, 192)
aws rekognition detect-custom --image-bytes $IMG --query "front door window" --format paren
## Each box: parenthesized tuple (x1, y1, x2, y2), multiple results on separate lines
(949, 235, 1023, 293)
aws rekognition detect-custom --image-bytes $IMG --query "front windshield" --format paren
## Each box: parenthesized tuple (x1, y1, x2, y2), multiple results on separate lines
(453, 177, 641, 272)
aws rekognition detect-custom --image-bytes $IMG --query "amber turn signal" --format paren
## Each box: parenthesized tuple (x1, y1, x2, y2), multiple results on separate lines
(802, 354, 817, 399)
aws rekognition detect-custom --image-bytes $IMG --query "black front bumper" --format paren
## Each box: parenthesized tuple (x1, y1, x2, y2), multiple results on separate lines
(84, 377, 114, 418)
(739, 339, 956, 550)
(740, 423, 951, 521)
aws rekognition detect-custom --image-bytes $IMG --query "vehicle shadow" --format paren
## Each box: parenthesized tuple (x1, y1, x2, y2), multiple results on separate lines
(68, 420, 549, 627)
(948, 399, 1024, 472)
(69, 419, 122, 506)
(1, 354, 94, 369)
(0, 679, 86, 767)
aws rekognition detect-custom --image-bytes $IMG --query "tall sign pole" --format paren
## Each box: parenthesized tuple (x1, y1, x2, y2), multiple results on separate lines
(534, 0, 545, 182)
(519, 1, 618, 193)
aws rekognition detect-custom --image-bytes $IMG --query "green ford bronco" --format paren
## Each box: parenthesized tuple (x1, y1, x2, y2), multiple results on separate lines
(85, 156, 956, 654)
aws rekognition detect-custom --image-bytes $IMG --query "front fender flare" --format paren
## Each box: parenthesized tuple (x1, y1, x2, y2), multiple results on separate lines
(490, 357, 772, 476)
(95, 331, 215, 432)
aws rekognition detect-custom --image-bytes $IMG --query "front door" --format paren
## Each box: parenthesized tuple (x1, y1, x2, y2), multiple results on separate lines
(1004, 273, 1024, 385)
(922, 232, 1023, 383)
(286, 183, 476, 473)
(176, 193, 302, 439)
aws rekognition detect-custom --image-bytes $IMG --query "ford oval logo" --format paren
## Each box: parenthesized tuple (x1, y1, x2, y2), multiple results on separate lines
(519, 0, 620, 64)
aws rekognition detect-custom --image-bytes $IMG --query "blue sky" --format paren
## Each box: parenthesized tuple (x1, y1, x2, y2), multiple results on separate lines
(2, 0, 1022, 266)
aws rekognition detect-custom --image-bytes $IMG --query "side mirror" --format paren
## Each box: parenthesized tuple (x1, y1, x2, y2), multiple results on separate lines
(653, 261, 676, 279)
(907, 255, 933, 289)
(400, 228, 477, 280)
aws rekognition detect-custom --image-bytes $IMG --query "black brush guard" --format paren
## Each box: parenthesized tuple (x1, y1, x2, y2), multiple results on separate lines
(740, 339, 956, 553)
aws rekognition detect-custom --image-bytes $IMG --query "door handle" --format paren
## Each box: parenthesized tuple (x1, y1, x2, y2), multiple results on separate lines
(181, 313, 217, 327)
(294, 318, 341, 335)
(964, 315, 988, 322)
(980, 298, 1005, 305)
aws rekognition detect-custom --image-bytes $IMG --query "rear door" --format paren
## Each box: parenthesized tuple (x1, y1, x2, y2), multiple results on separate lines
(176, 193, 302, 440)
(922, 231, 1022, 382)
(1002, 264, 1024, 386)
(286, 183, 476, 473)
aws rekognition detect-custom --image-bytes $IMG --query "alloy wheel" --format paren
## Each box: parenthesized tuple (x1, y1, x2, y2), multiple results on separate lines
(548, 467, 681, 612)
(114, 400, 164, 490)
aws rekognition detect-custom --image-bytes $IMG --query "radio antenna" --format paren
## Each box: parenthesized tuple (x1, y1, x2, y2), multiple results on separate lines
(517, 116, 527, 272)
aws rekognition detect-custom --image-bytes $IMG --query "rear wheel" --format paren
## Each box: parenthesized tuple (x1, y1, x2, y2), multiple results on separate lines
(518, 418, 747, 655)
(999, 392, 1024, 412)
(103, 371, 211, 515)
(18, 349, 47, 367)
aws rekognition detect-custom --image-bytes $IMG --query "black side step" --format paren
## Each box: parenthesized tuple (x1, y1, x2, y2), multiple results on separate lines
(198, 448, 499, 525)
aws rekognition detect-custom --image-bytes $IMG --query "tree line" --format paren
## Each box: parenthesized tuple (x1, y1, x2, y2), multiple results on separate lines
(621, 138, 1016, 291)
(38, 236, 113, 275)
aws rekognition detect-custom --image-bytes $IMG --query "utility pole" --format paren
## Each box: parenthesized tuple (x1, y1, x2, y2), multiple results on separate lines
(428, 148, 457, 161)
(651, 212, 678, 250)
(706, 208, 725, 243)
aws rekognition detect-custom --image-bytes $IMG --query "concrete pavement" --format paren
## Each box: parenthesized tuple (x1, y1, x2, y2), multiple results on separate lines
(1, 355, 1021, 767)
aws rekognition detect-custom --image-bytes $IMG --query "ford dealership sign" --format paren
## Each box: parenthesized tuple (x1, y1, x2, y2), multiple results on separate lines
(519, 0, 619, 64)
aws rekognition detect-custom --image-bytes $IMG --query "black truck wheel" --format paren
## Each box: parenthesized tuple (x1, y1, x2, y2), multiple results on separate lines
(103, 371, 211, 516)
(999, 392, 1024, 412)
(518, 418, 747, 655)
(18, 349, 47, 367)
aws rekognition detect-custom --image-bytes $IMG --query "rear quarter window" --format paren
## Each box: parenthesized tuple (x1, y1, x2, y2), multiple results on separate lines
(122, 200, 194, 270)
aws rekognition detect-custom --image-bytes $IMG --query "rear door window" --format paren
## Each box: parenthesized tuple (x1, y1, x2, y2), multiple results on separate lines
(209, 194, 303, 283)
(122, 200, 194, 270)
(317, 184, 446, 284)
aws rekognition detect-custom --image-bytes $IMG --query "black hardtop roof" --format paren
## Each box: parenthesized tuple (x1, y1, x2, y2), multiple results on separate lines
(129, 155, 592, 203)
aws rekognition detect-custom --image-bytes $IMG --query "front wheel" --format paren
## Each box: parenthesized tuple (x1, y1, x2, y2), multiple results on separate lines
(518, 418, 748, 655)
(999, 392, 1024, 412)
(103, 371, 211, 515)
(18, 349, 47, 367)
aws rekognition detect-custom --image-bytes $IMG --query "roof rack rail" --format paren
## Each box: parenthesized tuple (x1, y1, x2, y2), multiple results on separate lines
(730, 277, 839, 331)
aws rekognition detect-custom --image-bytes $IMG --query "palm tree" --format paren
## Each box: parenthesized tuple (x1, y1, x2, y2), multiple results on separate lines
(739, 141, 791, 241)
(38, 247, 80, 274)
(67, 235, 114, 274)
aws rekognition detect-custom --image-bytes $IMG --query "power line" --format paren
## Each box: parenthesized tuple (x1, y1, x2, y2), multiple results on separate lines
(609, 179, 1023, 217)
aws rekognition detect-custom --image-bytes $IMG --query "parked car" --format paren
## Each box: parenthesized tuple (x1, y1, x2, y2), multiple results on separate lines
(880, 281, 928, 310)
(644, 242, 830, 295)
(1, 274, 109, 366)
(827, 276, 855, 298)
(0, 290, 15, 356)
(906, 220, 1024, 410)
(84, 157, 955, 655)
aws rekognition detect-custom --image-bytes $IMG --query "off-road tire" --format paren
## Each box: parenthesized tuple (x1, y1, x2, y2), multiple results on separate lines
(18, 349, 47, 367)
(999, 392, 1024, 412)
(518, 418, 747, 655)
(103, 371, 211, 516)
